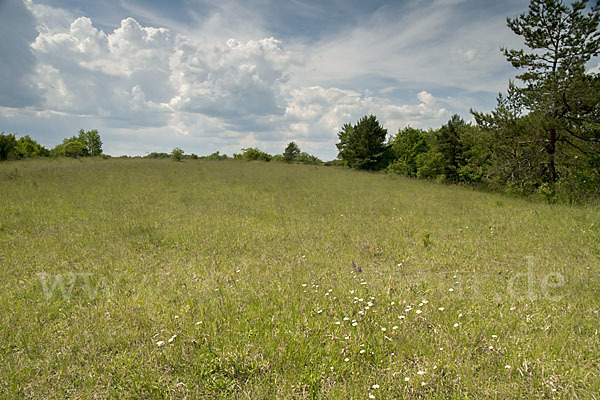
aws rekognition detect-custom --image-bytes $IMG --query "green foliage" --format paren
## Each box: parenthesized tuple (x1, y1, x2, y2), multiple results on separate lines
(58, 136, 87, 158)
(78, 129, 103, 156)
(238, 147, 272, 162)
(15, 135, 49, 158)
(295, 152, 322, 165)
(435, 114, 466, 181)
(283, 142, 301, 163)
(336, 115, 388, 170)
(202, 151, 228, 160)
(0, 132, 18, 161)
(324, 159, 346, 167)
(387, 127, 429, 177)
(171, 147, 185, 162)
(474, 85, 547, 190)
(271, 154, 285, 162)
(146, 152, 170, 159)
(415, 150, 446, 179)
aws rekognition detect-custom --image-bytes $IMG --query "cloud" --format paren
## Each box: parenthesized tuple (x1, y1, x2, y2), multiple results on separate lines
(293, 0, 524, 94)
(169, 36, 302, 121)
(28, 13, 303, 132)
(0, 0, 43, 107)
(282, 86, 450, 148)
(1, 0, 531, 160)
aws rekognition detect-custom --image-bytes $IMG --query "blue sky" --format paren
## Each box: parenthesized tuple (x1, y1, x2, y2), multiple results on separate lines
(0, 0, 536, 159)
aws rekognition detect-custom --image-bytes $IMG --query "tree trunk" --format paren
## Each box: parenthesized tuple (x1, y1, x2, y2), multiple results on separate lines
(547, 127, 557, 183)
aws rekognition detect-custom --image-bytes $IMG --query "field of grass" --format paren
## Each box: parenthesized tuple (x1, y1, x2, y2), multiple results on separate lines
(0, 158, 599, 399)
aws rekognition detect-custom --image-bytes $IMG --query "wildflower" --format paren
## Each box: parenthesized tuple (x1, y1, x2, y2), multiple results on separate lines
(317, 309, 323, 314)
(195, 321, 202, 325)
(369, 395, 375, 399)
(418, 303, 423, 307)
(404, 377, 410, 382)
(344, 336, 350, 340)
(344, 357, 350, 362)
(302, 284, 307, 287)
(458, 313, 463, 318)
(360, 282, 367, 285)
(489, 345, 494, 350)
(335, 321, 341, 325)
(421, 381, 426, 386)
(510, 306, 516, 311)
(453, 323, 459, 328)
(367, 301, 374, 307)
(156, 340, 165, 347)
(491, 334, 497, 338)
(422, 300, 428, 304)
(390, 301, 395, 306)
(415, 310, 422, 315)
(505, 365, 511, 369)
(381, 327, 386, 332)
(448, 288, 454, 292)
(236, 269, 240, 273)
(372, 384, 380, 389)
(168, 334, 177, 343)
(343, 317, 350, 321)
(174, 315, 179, 319)
(392, 326, 398, 330)
(438, 307, 445, 311)
(417, 370, 425, 375)
(359, 298, 364, 302)
(352, 322, 358, 326)
(350, 290, 355, 294)
(360, 349, 366, 354)
(399, 315, 405, 320)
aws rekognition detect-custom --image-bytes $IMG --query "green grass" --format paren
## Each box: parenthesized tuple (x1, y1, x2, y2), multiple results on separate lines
(0, 158, 599, 399)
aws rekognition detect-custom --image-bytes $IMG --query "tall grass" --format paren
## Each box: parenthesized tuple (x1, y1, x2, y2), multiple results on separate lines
(0, 158, 599, 398)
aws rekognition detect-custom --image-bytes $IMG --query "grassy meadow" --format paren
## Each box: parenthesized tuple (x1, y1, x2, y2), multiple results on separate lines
(0, 158, 599, 399)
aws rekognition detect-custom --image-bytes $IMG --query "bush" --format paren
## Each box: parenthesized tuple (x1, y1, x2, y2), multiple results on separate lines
(387, 127, 429, 177)
(238, 148, 272, 162)
(0, 133, 18, 161)
(202, 151, 228, 160)
(171, 148, 185, 162)
(416, 151, 446, 179)
(295, 152, 322, 165)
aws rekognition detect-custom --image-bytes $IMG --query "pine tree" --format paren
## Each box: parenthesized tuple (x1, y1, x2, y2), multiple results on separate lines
(501, 0, 600, 183)
(283, 142, 300, 163)
(336, 115, 388, 170)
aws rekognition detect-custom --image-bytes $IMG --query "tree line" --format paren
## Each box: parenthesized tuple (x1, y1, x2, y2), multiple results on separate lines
(151, 144, 324, 164)
(336, 0, 600, 202)
(0, 129, 103, 160)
